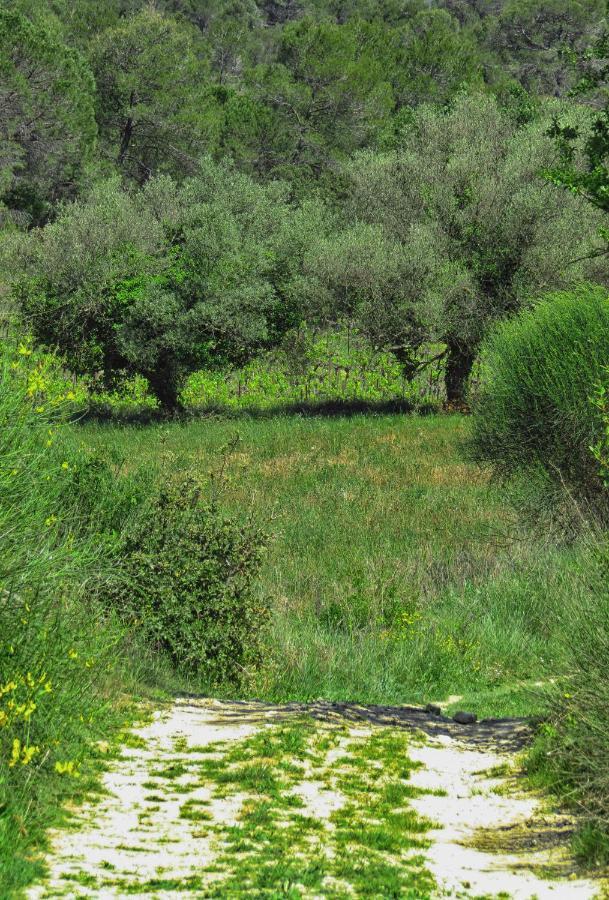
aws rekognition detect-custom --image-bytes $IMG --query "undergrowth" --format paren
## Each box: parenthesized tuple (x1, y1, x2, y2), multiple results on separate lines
(0, 338, 270, 895)
(0, 341, 147, 895)
(82, 414, 594, 719)
(15, 325, 449, 418)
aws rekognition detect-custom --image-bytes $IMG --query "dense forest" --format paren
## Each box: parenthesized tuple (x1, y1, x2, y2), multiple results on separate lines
(5, 1, 609, 896)
(3, 0, 609, 409)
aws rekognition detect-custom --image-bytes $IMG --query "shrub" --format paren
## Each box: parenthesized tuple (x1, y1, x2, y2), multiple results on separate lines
(105, 474, 268, 687)
(471, 285, 609, 518)
(527, 548, 609, 865)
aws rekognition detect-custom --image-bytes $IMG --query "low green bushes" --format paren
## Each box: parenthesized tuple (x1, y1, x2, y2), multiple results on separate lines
(471, 284, 609, 518)
(11, 325, 447, 417)
(105, 474, 268, 688)
(182, 327, 446, 411)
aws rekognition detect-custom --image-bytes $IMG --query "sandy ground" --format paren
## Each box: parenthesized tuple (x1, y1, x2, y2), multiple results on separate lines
(28, 698, 607, 899)
(409, 736, 600, 899)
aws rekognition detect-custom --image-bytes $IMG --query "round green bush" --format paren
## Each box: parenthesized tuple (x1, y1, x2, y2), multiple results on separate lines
(471, 284, 609, 515)
(107, 474, 268, 687)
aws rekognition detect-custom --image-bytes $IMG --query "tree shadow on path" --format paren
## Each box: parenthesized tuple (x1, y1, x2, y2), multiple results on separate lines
(176, 696, 534, 753)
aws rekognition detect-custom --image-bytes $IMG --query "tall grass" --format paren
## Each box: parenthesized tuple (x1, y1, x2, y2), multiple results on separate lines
(81, 413, 595, 718)
(526, 540, 609, 865)
(0, 345, 147, 895)
(471, 287, 609, 864)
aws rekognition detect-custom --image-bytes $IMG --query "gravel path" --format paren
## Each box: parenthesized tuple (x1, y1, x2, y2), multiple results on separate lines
(28, 698, 605, 899)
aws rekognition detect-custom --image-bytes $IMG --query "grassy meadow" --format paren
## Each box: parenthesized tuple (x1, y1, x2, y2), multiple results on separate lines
(80, 412, 591, 719)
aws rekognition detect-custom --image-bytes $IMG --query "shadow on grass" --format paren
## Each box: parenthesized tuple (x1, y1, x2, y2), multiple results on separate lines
(74, 397, 445, 427)
(175, 696, 534, 753)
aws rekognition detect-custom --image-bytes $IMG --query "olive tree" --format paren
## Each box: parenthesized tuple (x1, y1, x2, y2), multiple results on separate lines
(13, 160, 317, 410)
(300, 222, 439, 377)
(340, 93, 606, 402)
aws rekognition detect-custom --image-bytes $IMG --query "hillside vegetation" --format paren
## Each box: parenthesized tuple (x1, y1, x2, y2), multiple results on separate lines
(3, 0, 609, 893)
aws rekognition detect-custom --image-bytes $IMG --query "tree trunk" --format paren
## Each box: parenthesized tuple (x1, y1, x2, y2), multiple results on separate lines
(147, 365, 182, 415)
(445, 343, 476, 406)
(118, 91, 136, 166)
(391, 345, 421, 382)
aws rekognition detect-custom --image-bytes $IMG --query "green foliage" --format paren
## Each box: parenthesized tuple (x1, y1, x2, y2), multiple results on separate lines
(182, 326, 445, 410)
(488, 0, 606, 96)
(0, 332, 278, 890)
(0, 8, 97, 224)
(0, 327, 446, 415)
(527, 547, 609, 865)
(391, 7, 483, 107)
(243, 17, 394, 182)
(342, 93, 606, 401)
(472, 285, 609, 518)
(0, 339, 145, 894)
(3, 0, 606, 225)
(591, 374, 609, 487)
(300, 223, 434, 378)
(105, 473, 268, 687)
(546, 20, 609, 229)
(89, 7, 222, 183)
(13, 165, 312, 409)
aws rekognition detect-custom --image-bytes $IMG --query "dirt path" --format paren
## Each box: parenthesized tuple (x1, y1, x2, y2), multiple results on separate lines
(29, 698, 605, 899)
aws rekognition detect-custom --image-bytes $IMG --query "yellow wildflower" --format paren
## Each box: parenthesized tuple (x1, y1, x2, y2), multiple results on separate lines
(68, 649, 78, 660)
(21, 745, 39, 766)
(22, 701, 36, 720)
(61, 462, 70, 471)
(9, 738, 20, 768)
(54, 760, 79, 777)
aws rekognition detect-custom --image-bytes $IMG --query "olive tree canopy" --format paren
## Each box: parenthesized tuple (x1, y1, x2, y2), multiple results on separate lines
(332, 93, 606, 402)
